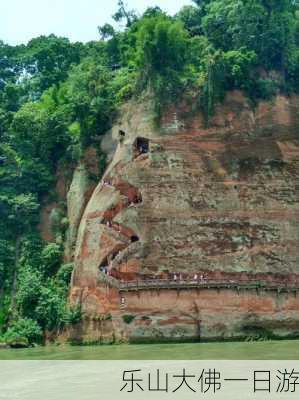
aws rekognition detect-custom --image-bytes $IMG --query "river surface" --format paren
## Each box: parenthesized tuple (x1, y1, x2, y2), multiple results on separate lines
(0, 340, 299, 359)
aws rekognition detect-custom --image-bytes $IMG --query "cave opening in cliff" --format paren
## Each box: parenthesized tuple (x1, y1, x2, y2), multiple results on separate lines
(119, 130, 126, 142)
(99, 257, 109, 274)
(133, 194, 142, 204)
(131, 235, 139, 243)
(134, 137, 149, 155)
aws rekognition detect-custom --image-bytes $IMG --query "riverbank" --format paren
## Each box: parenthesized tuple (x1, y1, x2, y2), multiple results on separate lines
(0, 340, 299, 360)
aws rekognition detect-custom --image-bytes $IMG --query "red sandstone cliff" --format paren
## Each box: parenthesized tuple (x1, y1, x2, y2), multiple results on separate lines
(67, 92, 299, 343)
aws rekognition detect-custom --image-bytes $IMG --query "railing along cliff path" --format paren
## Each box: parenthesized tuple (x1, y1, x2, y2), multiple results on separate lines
(98, 274, 299, 294)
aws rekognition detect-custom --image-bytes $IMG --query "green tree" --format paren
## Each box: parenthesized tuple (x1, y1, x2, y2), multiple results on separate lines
(176, 5, 204, 36)
(62, 58, 115, 146)
(98, 23, 116, 40)
(113, 0, 138, 27)
(24, 35, 84, 92)
(202, 0, 296, 71)
(3, 318, 42, 345)
(135, 15, 189, 100)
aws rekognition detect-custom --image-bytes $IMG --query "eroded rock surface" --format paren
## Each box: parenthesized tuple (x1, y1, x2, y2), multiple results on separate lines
(68, 92, 299, 343)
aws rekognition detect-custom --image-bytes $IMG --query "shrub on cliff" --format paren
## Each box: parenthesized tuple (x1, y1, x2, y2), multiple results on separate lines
(122, 315, 136, 324)
(56, 263, 74, 286)
(62, 306, 82, 325)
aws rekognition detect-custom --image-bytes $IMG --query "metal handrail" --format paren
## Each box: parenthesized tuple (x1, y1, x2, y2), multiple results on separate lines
(98, 273, 299, 292)
(118, 278, 299, 292)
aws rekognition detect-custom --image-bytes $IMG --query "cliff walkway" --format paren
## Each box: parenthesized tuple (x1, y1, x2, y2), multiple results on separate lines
(99, 274, 299, 294)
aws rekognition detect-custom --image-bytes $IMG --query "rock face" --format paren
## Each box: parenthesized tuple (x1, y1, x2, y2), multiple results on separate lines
(38, 162, 71, 243)
(68, 92, 299, 343)
(64, 148, 101, 262)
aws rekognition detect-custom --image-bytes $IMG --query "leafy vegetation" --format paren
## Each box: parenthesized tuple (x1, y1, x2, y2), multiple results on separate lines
(0, 0, 298, 344)
(122, 315, 136, 324)
(2, 318, 42, 347)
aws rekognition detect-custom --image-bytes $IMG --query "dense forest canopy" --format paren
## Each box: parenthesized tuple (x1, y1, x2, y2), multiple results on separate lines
(0, 0, 298, 345)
